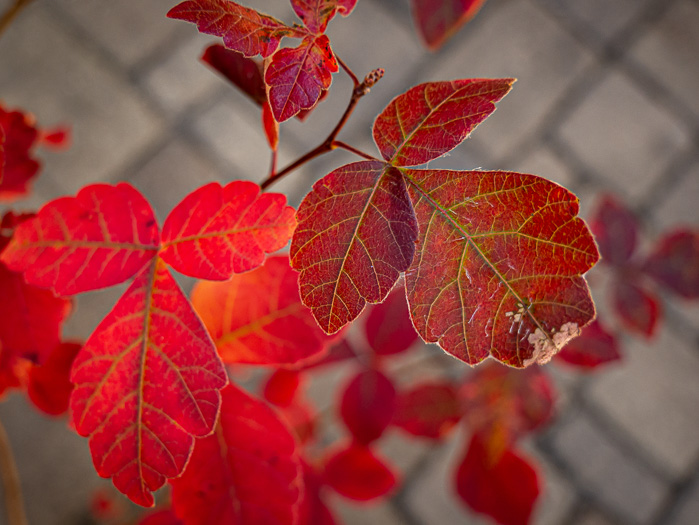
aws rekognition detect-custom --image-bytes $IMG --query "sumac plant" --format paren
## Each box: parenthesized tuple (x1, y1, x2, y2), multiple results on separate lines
(0, 0, 636, 524)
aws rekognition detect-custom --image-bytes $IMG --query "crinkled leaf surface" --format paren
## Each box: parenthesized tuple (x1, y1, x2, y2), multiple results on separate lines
(201, 44, 266, 104)
(372, 79, 513, 166)
(291, 0, 358, 33)
(191, 255, 331, 365)
(644, 230, 699, 299)
(70, 258, 227, 506)
(290, 161, 417, 334)
(170, 384, 302, 525)
(410, 0, 487, 50)
(167, 0, 301, 58)
(403, 169, 598, 367)
(556, 320, 621, 369)
(340, 367, 396, 444)
(1, 183, 160, 295)
(365, 288, 418, 355)
(161, 181, 295, 280)
(323, 443, 397, 501)
(393, 382, 462, 439)
(591, 194, 639, 266)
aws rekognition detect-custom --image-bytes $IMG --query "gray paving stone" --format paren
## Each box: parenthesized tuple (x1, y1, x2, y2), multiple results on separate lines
(377, 429, 432, 475)
(62, 283, 130, 341)
(667, 474, 699, 525)
(558, 70, 691, 202)
(573, 508, 622, 525)
(630, 0, 699, 119)
(515, 145, 579, 190)
(653, 161, 699, 231)
(587, 328, 699, 479)
(550, 409, 667, 524)
(425, 0, 595, 161)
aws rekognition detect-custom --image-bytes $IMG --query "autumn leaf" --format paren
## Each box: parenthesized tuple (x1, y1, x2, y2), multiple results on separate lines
(364, 288, 418, 356)
(0, 105, 41, 201)
(263, 369, 302, 407)
(591, 194, 639, 266)
(340, 367, 396, 444)
(27, 342, 81, 416)
(612, 277, 660, 337)
(392, 382, 462, 439)
(291, 0, 358, 34)
(70, 258, 227, 506)
(290, 161, 417, 334)
(323, 443, 397, 501)
(410, 0, 487, 50)
(170, 384, 302, 525)
(201, 44, 266, 105)
(643, 230, 699, 299)
(160, 181, 295, 280)
(556, 319, 621, 369)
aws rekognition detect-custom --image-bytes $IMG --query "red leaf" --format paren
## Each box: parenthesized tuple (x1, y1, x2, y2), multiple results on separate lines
(298, 338, 356, 370)
(279, 397, 317, 445)
(591, 194, 639, 266)
(290, 161, 418, 334)
(0, 345, 30, 398)
(403, 169, 598, 367)
(0, 211, 34, 254)
(612, 277, 660, 337)
(365, 288, 418, 356)
(1, 183, 160, 295)
(556, 319, 621, 369)
(264, 369, 302, 407)
(161, 182, 295, 280)
(170, 384, 302, 525)
(410, 0, 487, 50)
(70, 258, 227, 506)
(456, 435, 539, 525)
(265, 35, 338, 122)
(263, 101, 280, 151)
(340, 367, 396, 444)
(191, 255, 331, 365)
(39, 125, 71, 150)
(323, 443, 397, 501)
(643, 230, 699, 299)
(0, 105, 40, 201)
(392, 382, 462, 439)
(291, 0, 358, 33)
(138, 509, 184, 525)
(167, 0, 301, 58)
(27, 342, 81, 416)
(372, 79, 514, 167)
(298, 461, 339, 525)
(201, 44, 266, 104)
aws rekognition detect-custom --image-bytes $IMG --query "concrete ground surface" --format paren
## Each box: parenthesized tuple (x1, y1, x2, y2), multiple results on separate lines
(0, 0, 698, 523)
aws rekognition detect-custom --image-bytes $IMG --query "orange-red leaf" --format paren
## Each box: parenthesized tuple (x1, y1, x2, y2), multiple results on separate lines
(290, 161, 418, 334)
(340, 367, 396, 444)
(191, 255, 331, 365)
(170, 384, 302, 525)
(161, 182, 295, 280)
(323, 443, 397, 501)
(70, 258, 227, 507)
(556, 319, 621, 369)
(265, 35, 338, 122)
(27, 342, 81, 416)
(365, 288, 418, 356)
(291, 0, 357, 33)
(392, 382, 462, 439)
(403, 169, 598, 367)
(263, 369, 302, 407)
(1, 183, 160, 295)
(372, 79, 513, 167)
(410, 0, 487, 50)
(167, 0, 301, 58)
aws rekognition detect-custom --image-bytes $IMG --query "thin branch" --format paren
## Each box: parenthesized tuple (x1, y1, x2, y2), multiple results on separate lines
(0, 417, 28, 525)
(336, 55, 359, 87)
(332, 140, 378, 161)
(0, 0, 34, 39)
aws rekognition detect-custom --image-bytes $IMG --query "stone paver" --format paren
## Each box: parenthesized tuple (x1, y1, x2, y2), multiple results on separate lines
(667, 475, 699, 525)
(653, 161, 699, 231)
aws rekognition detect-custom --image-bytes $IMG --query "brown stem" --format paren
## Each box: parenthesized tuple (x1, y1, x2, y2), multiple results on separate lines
(0, 0, 34, 39)
(336, 55, 359, 87)
(0, 417, 28, 525)
(332, 140, 377, 161)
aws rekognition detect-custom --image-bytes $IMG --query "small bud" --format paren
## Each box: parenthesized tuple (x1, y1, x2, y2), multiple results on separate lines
(364, 68, 385, 88)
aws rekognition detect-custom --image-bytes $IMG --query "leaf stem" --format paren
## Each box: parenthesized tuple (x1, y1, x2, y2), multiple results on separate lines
(0, 416, 28, 525)
(0, 0, 34, 39)
(332, 140, 377, 161)
(336, 55, 360, 87)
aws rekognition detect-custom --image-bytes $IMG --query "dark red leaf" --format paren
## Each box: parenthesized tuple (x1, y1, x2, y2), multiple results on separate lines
(455, 435, 539, 525)
(0, 211, 34, 254)
(612, 277, 660, 337)
(643, 230, 699, 298)
(138, 509, 184, 525)
(410, 0, 487, 50)
(263, 101, 280, 151)
(27, 342, 81, 416)
(278, 397, 317, 445)
(298, 338, 356, 370)
(291, 0, 358, 33)
(191, 255, 332, 365)
(591, 194, 639, 266)
(1, 183, 160, 295)
(393, 382, 462, 439)
(556, 319, 621, 369)
(0, 105, 40, 201)
(0, 345, 30, 398)
(201, 44, 266, 104)
(403, 169, 598, 367)
(290, 161, 418, 334)
(70, 258, 227, 506)
(161, 182, 295, 280)
(298, 461, 339, 525)
(323, 443, 397, 501)
(265, 35, 338, 122)
(365, 288, 418, 356)
(264, 369, 302, 407)
(372, 79, 513, 167)
(167, 0, 302, 58)
(340, 367, 396, 444)
(170, 384, 302, 525)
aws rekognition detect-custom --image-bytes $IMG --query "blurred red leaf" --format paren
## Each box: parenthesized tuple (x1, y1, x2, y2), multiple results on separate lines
(372, 79, 513, 166)
(591, 194, 639, 266)
(323, 443, 397, 501)
(167, 0, 302, 58)
(263, 101, 280, 151)
(556, 319, 621, 369)
(0, 105, 40, 201)
(612, 277, 660, 337)
(161, 181, 295, 280)
(291, 0, 358, 33)
(393, 382, 462, 439)
(264, 369, 302, 407)
(404, 169, 598, 367)
(455, 435, 539, 525)
(0, 211, 34, 253)
(266, 35, 338, 122)
(39, 125, 71, 150)
(1, 183, 160, 295)
(298, 461, 339, 525)
(191, 255, 332, 365)
(138, 509, 184, 525)
(278, 397, 317, 445)
(70, 258, 227, 506)
(0, 344, 30, 398)
(290, 161, 417, 334)
(89, 487, 125, 522)
(297, 339, 356, 370)
(340, 367, 396, 444)
(365, 288, 418, 356)
(27, 342, 81, 416)
(644, 230, 699, 299)
(410, 0, 487, 50)
(171, 384, 302, 525)
(201, 44, 266, 104)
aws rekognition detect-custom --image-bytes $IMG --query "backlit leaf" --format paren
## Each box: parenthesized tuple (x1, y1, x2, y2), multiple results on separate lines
(191, 255, 331, 365)
(0, 104, 41, 201)
(392, 382, 462, 439)
(167, 0, 301, 58)
(291, 0, 358, 33)
(365, 288, 418, 356)
(290, 161, 417, 334)
(170, 384, 302, 525)
(70, 258, 227, 506)
(591, 194, 639, 266)
(138, 510, 183, 525)
(27, 342, 81, 416)
(372, 79, 514, 167)
(201, 44, 266, 104)
(556, 320, 621, 369)
(340, 367, 396, 444)
(323, 443, 397, 501)
(264, 369, 302, 407)
(403, 169, 598, 367)
(612, 277, 660, 337)
(265, 35, 338, 122)
(410, 0, 487, 50)
(1, 183, 160, 295)
(298, 461, 339, 525)
(161, 182, 295, 280)
(643, 230, 699, 299)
